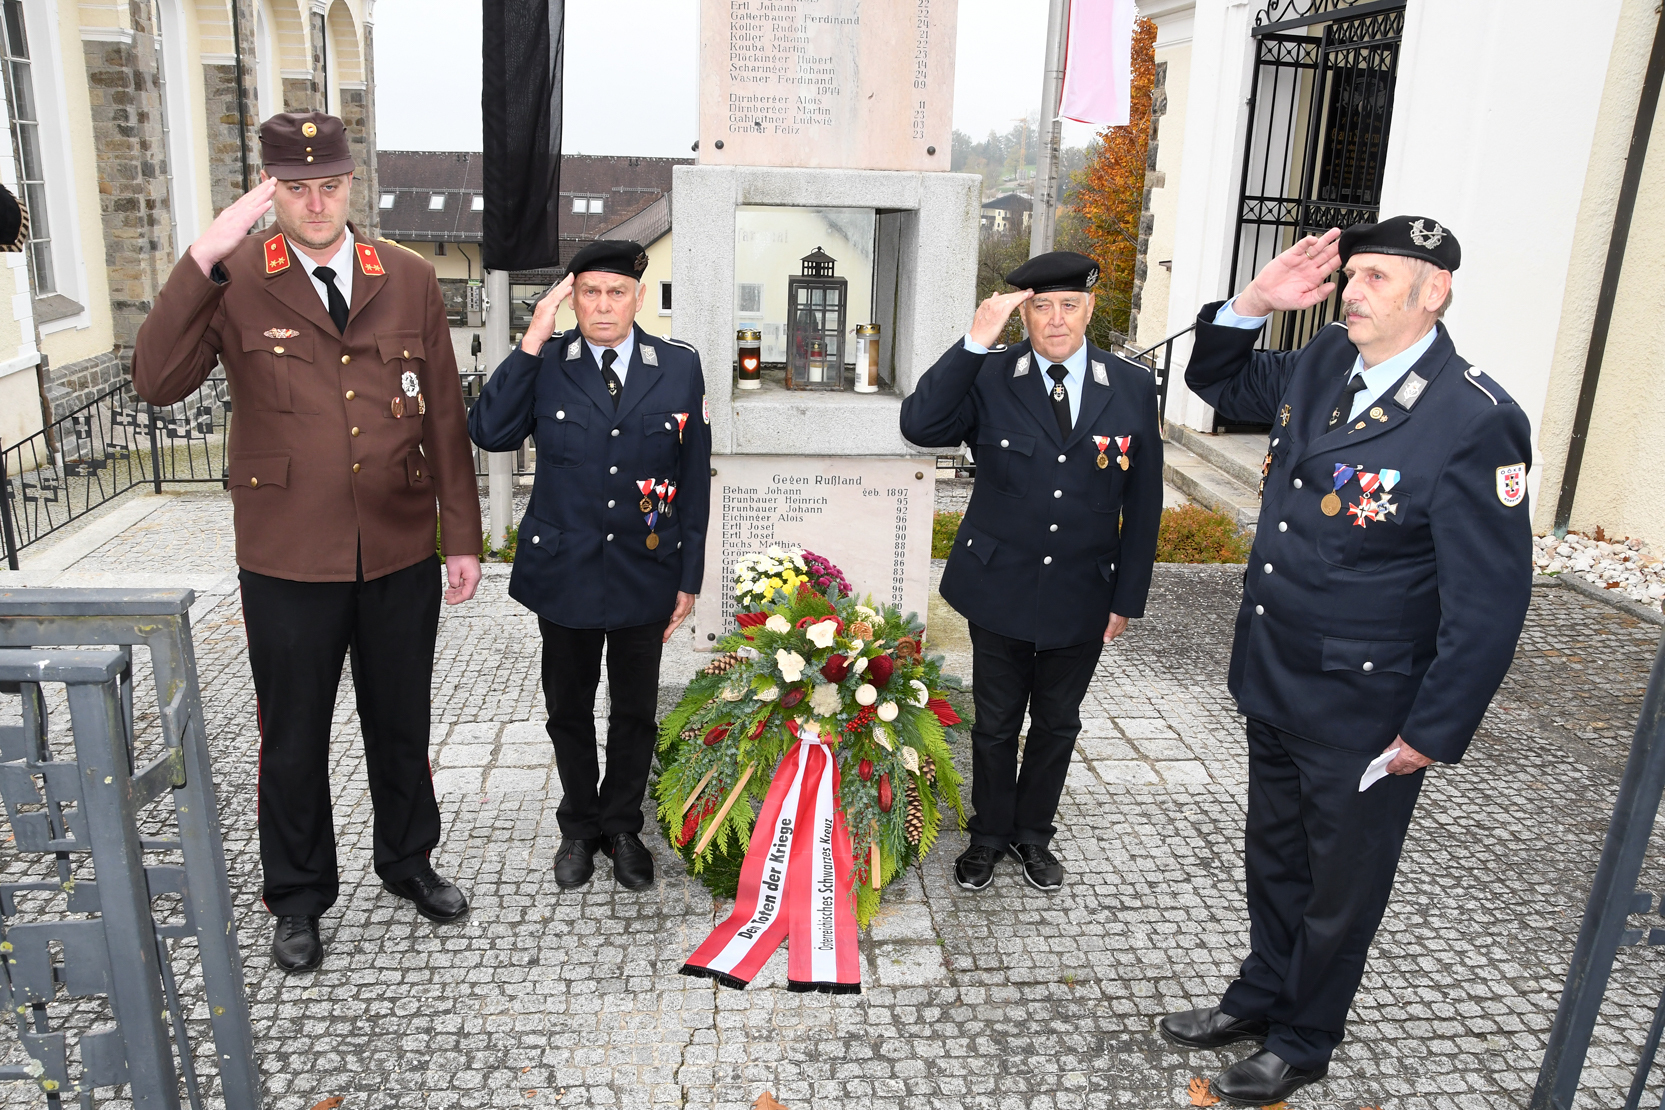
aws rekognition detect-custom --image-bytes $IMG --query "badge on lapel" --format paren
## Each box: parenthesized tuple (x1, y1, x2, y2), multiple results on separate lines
(355, 242, 385, 277)
(263, 234, 290, 275)
(1496, 463, 1525, 507)
(641, 345, 658, 367)
(566, 339, 582, 361)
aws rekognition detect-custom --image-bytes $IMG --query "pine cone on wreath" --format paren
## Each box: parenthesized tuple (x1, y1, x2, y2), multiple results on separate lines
(904, 777, 923, 845)
(702, 652, 741, 676)
(922, 755, 937, 785)
(680, 726, 700, 742)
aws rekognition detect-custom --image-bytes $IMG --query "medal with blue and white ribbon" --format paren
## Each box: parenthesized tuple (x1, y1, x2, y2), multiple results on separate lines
(1322, 463, 1357, 517)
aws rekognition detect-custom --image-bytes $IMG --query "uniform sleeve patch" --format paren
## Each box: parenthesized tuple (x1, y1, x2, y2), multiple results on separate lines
(702, 395, 710, 424)
(1496, 463, 1526, 507)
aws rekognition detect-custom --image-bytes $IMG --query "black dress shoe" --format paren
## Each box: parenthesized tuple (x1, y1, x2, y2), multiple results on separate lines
(383, 865, 469, 923)
(954, 844, 1003, 890)
(1158, 1006, 1270, 1050)
(605, 832, 655, 889)
(554, 838, 601, 888)
(271, 915, 322, 973)
(1212, 1049, 1328, 1107)
(1007, 842, 1063, 891)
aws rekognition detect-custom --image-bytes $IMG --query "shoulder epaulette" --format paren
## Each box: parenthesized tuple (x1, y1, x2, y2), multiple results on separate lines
(379, 237, 425, 259)
(662, 336, 698, 352)
(1462, 366, 1499, 405)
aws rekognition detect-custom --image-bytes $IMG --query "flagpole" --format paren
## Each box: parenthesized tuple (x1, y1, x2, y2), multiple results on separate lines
(1030, 0, 1071, 258)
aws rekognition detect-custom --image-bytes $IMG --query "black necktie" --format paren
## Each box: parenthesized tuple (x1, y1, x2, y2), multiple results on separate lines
(1328, 373, 1369, 429)
(600, 347, 623, 409)
(313, 265, 349, 334)
(1046, 364, 1072, 440)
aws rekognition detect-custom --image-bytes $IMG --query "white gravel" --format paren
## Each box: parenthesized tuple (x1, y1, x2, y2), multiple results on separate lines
(1534, 532, 1665, 614)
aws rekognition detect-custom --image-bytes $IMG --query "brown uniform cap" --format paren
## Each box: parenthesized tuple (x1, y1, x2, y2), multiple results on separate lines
(259, 112, 355, 180)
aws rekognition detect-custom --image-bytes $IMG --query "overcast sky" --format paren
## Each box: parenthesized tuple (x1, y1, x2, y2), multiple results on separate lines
(373, 0, 1101, 155)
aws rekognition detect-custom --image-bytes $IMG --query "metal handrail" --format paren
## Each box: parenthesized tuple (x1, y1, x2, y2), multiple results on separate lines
(1120, 323, 1196, 431)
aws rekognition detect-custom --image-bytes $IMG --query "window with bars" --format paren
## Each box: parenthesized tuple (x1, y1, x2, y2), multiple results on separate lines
(1, 0, 52, 294)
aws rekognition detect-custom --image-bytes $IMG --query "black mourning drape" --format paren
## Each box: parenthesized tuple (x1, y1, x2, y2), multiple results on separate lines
(481, 0, 564, 271)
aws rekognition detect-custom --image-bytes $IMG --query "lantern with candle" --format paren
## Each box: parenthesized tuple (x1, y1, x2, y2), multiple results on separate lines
(785, 246, 847, 391)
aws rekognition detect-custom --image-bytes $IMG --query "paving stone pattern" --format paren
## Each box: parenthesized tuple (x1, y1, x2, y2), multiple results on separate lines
(1, 494, 1664, 1109)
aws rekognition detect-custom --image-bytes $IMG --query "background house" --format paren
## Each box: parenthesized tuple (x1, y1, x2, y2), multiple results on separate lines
(979, 192, 1032, 238)
(1135, 0, 1665, 547)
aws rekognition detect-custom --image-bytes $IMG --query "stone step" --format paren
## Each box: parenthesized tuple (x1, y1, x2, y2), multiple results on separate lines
(1161, 436, 1261, 531)
(1166, 422, 1267, 491)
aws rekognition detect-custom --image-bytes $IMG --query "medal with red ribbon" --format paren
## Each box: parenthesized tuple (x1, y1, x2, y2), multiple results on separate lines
(1092, 436, 1112, 469)
(672, 412, 689, 443)
(638, 478, 655, 513)
(664, 480, 679, 517)
(1115, 435, 1132, 471)
(1357, 471, 1382, 496)
(654, 480, 669, 514)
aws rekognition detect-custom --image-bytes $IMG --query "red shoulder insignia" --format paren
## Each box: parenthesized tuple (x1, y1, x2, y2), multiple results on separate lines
(263, 233, 290, 275)
(356, 242, 385, 277)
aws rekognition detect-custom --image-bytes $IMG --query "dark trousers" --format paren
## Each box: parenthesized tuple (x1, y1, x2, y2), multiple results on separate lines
(240, 555, 443, 917)
(1220, 718, 1426, 1068)
(966, 621, 1103, 849)
(538, 618, 667, 840)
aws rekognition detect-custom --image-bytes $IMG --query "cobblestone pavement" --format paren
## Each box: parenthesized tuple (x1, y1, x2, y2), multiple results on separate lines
(2, 491, 1665, 1110)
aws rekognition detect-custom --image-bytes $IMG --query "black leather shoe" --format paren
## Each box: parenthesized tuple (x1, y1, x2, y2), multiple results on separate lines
(553, 838, 600, 888)
(605, 832, 655, 890)
(1212, 1049, 1328, 1107)
(271, 915, 322, 973)
(1158, 1006, 1270, 1050)
(954, 844, 1003, 890)
(383, 865, 469, 923)
(1007, 842, 1063, 891)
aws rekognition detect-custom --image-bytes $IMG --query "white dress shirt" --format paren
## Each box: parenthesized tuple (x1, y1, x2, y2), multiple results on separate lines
(293, 230, 355, 314)
(1212, 297, 1440, 420)
(587, 330, 636, 387)
(962, 334, 1087, 424)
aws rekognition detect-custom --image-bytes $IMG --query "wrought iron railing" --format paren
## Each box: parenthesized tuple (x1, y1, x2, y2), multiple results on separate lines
(1123, 323, 1195, 432)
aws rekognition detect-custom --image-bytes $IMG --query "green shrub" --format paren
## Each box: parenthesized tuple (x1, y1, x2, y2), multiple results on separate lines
(1156, 504, 1251, 563)
(483, 525, 519, 563)
(932, 511, 963, 558)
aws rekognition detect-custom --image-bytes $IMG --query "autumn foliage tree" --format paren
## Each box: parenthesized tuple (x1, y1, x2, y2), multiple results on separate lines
(1066, 16, 1157, 341)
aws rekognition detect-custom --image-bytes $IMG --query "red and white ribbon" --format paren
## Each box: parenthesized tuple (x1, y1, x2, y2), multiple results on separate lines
(681, 723, 861, 993)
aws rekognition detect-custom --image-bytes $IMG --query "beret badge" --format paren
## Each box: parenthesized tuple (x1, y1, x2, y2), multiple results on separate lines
(635, 252, 649, 273)
(1086, 267, 1100, 287)
(1409, 219, 1446, 249)
(301, 121, 318, 138)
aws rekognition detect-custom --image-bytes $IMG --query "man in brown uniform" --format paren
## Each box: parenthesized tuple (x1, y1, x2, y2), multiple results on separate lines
(132, 112, 482, 972)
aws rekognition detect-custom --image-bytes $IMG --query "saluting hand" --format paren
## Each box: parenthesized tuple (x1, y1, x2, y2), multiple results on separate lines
(1234, 227, 1343, 317)
(520, 273, 575, 356)
(188, 176, 279, 278)
(967, 288, 1034, 350)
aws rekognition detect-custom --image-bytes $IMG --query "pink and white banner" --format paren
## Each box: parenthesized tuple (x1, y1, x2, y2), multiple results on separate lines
(1059, 0, 1138, 127)
(680, 727, 862, 994)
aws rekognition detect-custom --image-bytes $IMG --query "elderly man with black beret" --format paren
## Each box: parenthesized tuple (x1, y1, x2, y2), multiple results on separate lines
(1157, 218, 1533, 1106)
(469, 240, 711, 893)
(900, 251, 1164, 894)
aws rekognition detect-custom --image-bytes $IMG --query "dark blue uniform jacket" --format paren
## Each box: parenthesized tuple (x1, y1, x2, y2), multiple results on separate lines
(468, 324, 711, 630)
(1186, 303, 1532, 764)
(900, 338, 1164, 650)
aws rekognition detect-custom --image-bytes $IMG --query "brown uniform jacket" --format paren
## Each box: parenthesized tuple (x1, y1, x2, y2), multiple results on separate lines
(132, 225, 482, 582)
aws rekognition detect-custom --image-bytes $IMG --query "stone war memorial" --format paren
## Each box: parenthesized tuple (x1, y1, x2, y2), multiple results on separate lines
(679, 0, 977, 649)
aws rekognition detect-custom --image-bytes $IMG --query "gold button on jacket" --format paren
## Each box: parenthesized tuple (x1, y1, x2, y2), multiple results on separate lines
(130, 224, 482, 582)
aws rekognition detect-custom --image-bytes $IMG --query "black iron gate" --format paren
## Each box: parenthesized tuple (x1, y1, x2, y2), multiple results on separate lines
(1230, 0, 1406, 352)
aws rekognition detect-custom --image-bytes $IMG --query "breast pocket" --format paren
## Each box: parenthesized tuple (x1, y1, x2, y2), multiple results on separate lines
(642, 412, 680, 473)
(1316, 482, 1412, 572)
(536, 401, 589, 468)
(376, 331, 426, 420)
(239, 329, 317, 413)
(974, 428, 1034, 498)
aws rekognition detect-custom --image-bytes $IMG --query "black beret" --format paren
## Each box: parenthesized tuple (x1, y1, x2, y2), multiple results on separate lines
(1339, 215, 1460, 272)
(1004, 250, 1100, 294)
(566, 239, 649, 281)
(259, 112, 354, 180)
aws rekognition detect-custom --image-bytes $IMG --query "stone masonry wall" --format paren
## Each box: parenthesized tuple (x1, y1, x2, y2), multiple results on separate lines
(82, 4, 177, 356)
(41, 350, 124, 423)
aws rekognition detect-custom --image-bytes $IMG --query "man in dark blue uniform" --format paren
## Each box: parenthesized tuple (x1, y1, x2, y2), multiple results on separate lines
(900, 251, 1163, 893)
(469, 240, 710, 891)
(1157, 219, 1533, 1106)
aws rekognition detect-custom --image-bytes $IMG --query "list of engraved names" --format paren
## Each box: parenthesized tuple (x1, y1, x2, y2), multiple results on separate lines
(699, 0, 957, 172)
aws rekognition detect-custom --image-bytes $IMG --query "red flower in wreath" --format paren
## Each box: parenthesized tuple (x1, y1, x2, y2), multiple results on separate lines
(926, 698, 961, 727)
(866, 654, 895, 689)
(821, 654, 850, 683)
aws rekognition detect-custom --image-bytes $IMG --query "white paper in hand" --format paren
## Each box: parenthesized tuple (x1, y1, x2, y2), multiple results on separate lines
(1359, 749, 1398, 793)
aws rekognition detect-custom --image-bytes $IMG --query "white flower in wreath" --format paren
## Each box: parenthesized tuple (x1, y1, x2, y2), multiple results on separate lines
(855, 683, 878, 706)
(854, 604, 876, 619)
(877, 700, 899, 722)
(720, 683, 745, 702)
(805, 619, 839, 649)
(851, 656, 868, 675)
(909, 679, 930, 708)
(776, 650, 806, 682)
(756, 684, 779, 702)
(847, 639, 864, 654)
(767, 546, 784, 559)
(735, 645, 759, 660)
(809, 682, 842, 716)
(765, 614, 791, 634)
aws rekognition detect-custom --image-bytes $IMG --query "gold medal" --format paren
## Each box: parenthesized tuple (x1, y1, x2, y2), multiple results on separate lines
(417, 393, 426, 415)
(390, 397, 404, 418)
(646, 533, 660, 550)
(1321, 492, 1342, 516)
(640, 498, 652, 512)
(1096, 453, 1109, 469)
(1118, 455, 1129, 471)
